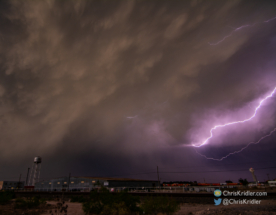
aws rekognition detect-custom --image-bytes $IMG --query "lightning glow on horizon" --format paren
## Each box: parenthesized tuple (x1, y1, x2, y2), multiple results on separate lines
(209, 16, 276, 45)
(193, 86, 276, 147)
(126, 115, 138, 119)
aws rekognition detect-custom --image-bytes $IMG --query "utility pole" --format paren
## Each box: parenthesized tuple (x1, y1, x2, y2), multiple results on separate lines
(68, 173, 71, 192)
(26, 168, 30, 186)
(18, 174, 21, 189)
(157, 166, 160, 190)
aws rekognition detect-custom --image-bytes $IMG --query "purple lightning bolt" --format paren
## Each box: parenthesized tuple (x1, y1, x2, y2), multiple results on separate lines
(209, 16, 276, 45)
(195, 127, 276, 161)
(192, 86, 276, 147)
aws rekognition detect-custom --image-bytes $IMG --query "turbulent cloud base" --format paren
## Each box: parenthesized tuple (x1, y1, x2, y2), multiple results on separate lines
(0, 0, 276, 182)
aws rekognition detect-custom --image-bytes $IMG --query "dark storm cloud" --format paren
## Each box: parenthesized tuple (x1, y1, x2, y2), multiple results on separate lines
(0, 0, 276, 181)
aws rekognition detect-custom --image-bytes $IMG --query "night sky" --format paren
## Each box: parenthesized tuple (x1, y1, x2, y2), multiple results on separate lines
(0, 0, 276, 184)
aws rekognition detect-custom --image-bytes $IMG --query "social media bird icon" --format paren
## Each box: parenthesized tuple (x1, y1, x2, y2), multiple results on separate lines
(214, 198, 222, 206)
(214, 189, 222, 197)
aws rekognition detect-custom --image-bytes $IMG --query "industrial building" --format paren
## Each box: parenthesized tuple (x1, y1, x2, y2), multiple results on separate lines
(0, 181, 25, 190)
(34, 176, 158, 191)
(268, 181, 276, 187)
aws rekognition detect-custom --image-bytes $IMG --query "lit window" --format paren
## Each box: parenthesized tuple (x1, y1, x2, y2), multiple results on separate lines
(81, 181, 84, 183)
(92, 181, 95, 183)
(64, 182, 67, 184)
(71, 181, 74, 184)
(57, 182, 60, 184)
(49, 182, 51, 184)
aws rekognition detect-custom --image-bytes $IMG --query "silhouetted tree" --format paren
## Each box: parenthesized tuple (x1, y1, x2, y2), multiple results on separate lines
(239, 178, 249, 186)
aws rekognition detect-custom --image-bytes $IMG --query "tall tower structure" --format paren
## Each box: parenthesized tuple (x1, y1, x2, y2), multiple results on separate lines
(28, 157, 42, 186)
(249, 168, 258, 185)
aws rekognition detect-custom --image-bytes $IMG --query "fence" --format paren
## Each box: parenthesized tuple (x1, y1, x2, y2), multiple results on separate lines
(3, 185, 273, 193)
(3, 186, 217, 193)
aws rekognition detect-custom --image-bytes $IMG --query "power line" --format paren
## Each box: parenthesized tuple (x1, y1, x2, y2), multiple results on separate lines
(159, 166, 276, 174)
(108, 166, 276, 178)
(107, 172, 156, 178)
(158, 159, 276, 170)
(97, 166, 276, 178)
